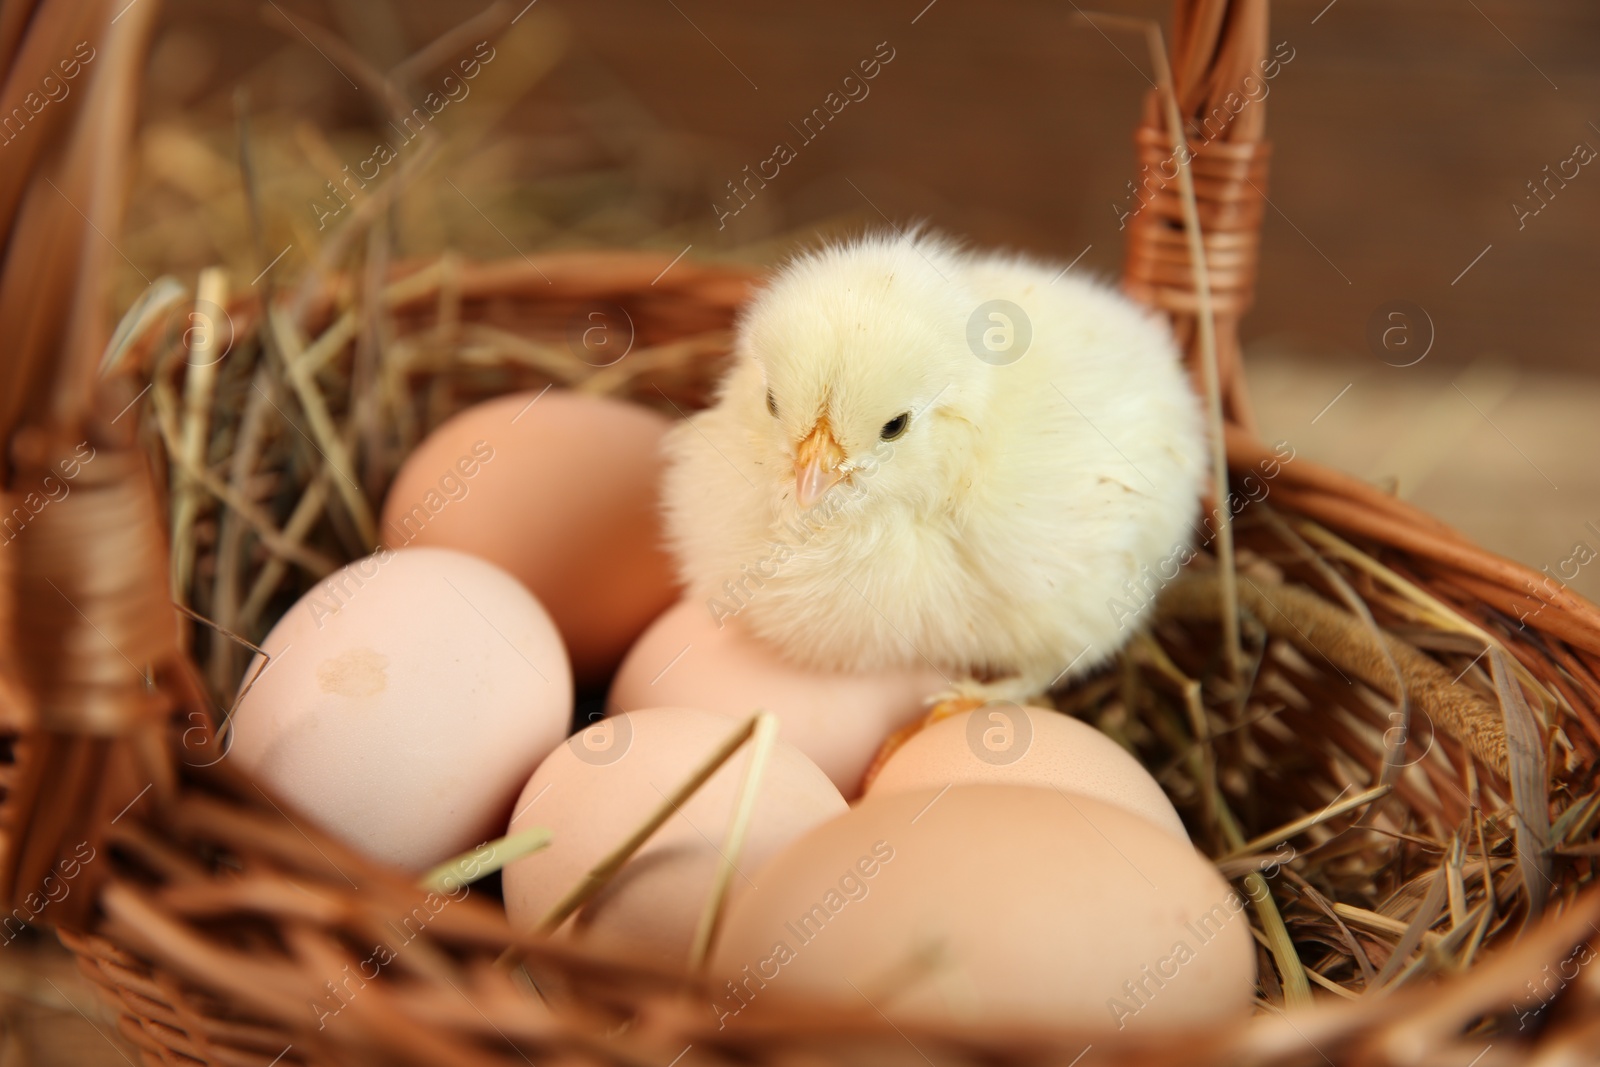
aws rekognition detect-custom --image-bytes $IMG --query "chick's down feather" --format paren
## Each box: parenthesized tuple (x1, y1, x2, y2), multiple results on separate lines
(661, 233, 1206, 699)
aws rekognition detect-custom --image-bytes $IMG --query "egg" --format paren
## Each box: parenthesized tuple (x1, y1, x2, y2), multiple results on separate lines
(379, 389, 678, 684)
(229, 547, 573, 870)
(710, 785, 1255, 1033)
(867, 704, 1187, 839)
(608, 600, 944, 794)
(502, 707, 845, 970)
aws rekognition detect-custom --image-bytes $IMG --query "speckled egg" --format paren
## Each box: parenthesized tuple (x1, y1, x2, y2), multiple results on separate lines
(229, 547, 572, 870)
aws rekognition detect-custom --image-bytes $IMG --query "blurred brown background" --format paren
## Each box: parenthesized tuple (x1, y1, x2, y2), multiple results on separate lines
(7, 2, 1599, 1058)
(138, 0, 1600, 368)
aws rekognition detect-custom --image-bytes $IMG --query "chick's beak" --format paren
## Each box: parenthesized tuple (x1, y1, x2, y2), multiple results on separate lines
(794, 419, 846, 507)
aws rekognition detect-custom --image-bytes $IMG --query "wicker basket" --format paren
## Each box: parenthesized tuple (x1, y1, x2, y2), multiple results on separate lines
(5, 0, 1600, 1064)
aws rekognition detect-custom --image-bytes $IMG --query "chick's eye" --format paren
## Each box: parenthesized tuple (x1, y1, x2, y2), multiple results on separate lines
(880, 412, 911, 441)
(766, 390, 778, 417)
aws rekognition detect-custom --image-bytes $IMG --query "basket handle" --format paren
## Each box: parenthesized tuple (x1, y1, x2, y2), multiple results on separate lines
(1122, 0, 1272, 432)
(0, 0, 178, 926)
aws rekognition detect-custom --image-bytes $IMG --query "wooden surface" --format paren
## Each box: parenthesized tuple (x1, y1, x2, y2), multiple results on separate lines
(1248, 349, 1600, 610)
(0, 934, 133, 1067)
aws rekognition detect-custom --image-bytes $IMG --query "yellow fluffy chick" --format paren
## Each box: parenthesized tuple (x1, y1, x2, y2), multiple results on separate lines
(661, 232, 1206, 700)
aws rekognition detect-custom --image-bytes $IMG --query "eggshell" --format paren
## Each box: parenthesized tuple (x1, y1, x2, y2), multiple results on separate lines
(867, 705, 1187, 839)
(711, 785, 1255, 1033)
(502, 707, 846, 970)
(608, 600, 944, 795)
(379, 389, 678, 684)
(229, 547, 573, 871)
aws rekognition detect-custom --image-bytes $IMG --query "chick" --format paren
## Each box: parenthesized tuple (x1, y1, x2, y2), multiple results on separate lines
(660, 232, 1205, 701)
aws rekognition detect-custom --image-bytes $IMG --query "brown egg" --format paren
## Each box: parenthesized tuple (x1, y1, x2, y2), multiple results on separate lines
(608, 599, 945, 795)
(502, 707, 846, 971)
(710, 786, 1256, 1033)
(867, 705, 1188, 839)
(380, 389, 678, 684)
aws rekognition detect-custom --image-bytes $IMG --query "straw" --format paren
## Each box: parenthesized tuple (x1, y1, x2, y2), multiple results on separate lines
(1076, 10, 1242, 688)
(688, 710, 780, 971)
(494, 713, 765, 973)
(419, 826, 554, 895)
(169, 267, 229, 606)
(1489, 648, 1551, 918)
